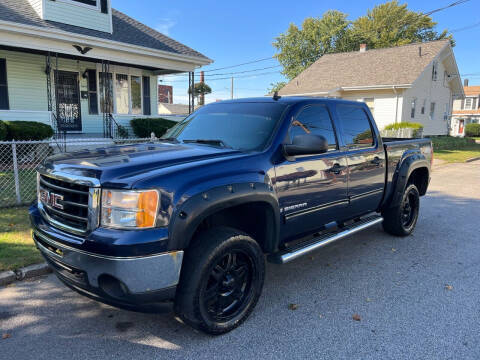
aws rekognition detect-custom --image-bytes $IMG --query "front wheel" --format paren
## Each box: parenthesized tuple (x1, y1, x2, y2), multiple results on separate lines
(174, 227, 265, 335)
(382, 183, 420, 236)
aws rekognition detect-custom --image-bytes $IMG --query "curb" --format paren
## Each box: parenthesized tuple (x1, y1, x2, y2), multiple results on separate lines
(0, 263, 52, 287)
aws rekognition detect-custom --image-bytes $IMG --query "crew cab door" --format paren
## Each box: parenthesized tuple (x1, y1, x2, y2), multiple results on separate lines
(334, 104, 385, 216)
(274, 104, 349, 240)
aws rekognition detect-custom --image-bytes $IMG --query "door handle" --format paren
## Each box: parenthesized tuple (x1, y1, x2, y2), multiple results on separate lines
(371, 157, 382, 167)
(327, 163, 344, 175)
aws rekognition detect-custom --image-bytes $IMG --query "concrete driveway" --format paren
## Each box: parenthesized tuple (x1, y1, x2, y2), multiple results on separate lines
(1, 161, 480, 360)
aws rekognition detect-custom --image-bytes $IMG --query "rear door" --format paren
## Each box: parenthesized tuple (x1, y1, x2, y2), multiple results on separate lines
(334, 104, 385, 217)
(274, 104, 349, 240)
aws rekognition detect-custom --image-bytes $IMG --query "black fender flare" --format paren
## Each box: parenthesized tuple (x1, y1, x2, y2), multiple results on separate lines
(386, 153, 430, 209)
(167, 182, 281, 252)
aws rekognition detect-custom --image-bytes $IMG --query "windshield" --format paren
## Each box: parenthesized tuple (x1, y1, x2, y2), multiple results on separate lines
(162, 102, 288, 151)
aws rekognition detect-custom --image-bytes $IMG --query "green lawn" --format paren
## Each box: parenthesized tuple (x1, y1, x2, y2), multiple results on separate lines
(0, 206, 42, 272)
(0, 169, 37, 207)
(430, 136, 480, 163)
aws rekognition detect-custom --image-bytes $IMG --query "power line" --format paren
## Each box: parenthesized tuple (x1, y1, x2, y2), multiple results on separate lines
(423, 0, 470, 15)
(202, 56, 275, 72)
(160, 71, 281, 83)
(450, 21, 480, 33)
(161, 65, 282, 78)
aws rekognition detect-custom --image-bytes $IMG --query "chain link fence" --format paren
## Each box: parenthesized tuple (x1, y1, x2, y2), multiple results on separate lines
(0, 138, 153, 208)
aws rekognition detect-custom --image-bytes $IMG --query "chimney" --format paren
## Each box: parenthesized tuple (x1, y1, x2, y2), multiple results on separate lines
(464, 79, 469, 87)
(360, 43, 367, 53)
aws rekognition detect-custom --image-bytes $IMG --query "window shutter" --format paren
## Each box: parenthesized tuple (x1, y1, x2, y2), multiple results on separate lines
(142, 76, 151, 115)
(87, 69, 98, 115)
(101, 0, 108, 14)
(0, 59, 9, 110)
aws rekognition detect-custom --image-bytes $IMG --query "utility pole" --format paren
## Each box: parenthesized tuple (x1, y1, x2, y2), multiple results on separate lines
(231, 77, 234, 99)
(199, 71, 205, 105)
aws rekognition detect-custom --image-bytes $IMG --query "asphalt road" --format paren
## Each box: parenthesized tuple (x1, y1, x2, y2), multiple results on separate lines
(1, 161, 480, 360)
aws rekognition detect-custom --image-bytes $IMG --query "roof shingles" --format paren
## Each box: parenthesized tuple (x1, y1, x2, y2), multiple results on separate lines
(278, 40, 450, 95)
(0, 0, 209, 60)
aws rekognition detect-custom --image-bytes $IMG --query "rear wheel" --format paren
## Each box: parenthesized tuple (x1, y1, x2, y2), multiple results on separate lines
(174, 227, 265, 335)
(382, 183, 420, 236)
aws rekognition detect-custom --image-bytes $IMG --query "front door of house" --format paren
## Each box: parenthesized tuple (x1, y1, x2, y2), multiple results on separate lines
(55, 71, 82, 132)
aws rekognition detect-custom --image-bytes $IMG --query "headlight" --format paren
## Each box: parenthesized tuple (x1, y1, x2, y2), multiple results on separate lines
(101, 189, 160, 229)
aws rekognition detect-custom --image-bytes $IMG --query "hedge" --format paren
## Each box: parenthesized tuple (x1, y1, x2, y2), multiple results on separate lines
(130, 118, 177, 138)
(0, 120, 7, 141)
(430, 136, 476, 150)
(4, 121, 54, 141)
(384, 122, 424, 131)
(465, 123, 480, 137)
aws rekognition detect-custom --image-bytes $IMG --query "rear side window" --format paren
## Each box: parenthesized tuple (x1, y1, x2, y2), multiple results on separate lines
(290, 105, 338, 151)
(336, 105, 374, 148)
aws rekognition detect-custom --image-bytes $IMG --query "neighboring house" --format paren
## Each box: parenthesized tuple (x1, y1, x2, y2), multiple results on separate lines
(451, 81, 480, 137)
(158, 84, 173, 104)
(158, 103, 190, 115)
(278, 40, 464, 135)
(0, 0, 211, 138)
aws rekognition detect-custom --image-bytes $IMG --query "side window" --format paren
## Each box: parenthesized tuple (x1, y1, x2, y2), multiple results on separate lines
(290, 105, 338, 152)
(336, 105, 374, 149)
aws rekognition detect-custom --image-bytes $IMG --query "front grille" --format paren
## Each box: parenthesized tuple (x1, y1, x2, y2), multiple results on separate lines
(39, 174, 90, 233)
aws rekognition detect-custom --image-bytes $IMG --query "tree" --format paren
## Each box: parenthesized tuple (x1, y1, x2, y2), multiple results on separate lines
(273, 10, 351, 80)
(273, 1, 452, 81)
(268, 81, 287, 94)
(350, 1, 450, 49)
(189, 82, 212, 105)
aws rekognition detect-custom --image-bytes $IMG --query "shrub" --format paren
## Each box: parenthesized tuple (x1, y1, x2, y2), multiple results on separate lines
(130, 118, 177, 138)
(465, 123, 480, 137)
(117, 124, 129, 139)
(430, 136, 476, 150)
(0, 120, 7, 141)
(5, 121, 54, 141)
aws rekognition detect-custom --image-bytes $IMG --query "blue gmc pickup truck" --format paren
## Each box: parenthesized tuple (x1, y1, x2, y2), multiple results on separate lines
(30, 96, 433, 334)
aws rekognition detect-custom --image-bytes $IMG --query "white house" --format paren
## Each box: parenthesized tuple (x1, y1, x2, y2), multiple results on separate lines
(451, 81, 480, 136)
(278, 40, 464, 135)
(0, 0, 211, 138)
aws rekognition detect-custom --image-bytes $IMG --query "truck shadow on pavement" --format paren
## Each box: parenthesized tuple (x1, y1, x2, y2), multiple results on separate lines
(1, 190, 480, 359)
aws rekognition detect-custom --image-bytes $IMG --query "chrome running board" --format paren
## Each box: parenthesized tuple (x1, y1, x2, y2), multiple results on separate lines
(269, 215, 383, 264)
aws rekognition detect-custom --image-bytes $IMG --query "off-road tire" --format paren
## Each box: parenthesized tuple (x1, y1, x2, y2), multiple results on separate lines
(174, 227, 265, 335)
(382, 183, 420, 236)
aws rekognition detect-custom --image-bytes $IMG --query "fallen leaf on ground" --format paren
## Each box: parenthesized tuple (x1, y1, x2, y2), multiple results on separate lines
(288, 303, 299, 311)
(445, 285, 453, 291)
(2, 334, 11, 339)
(352, 314, 361, 321)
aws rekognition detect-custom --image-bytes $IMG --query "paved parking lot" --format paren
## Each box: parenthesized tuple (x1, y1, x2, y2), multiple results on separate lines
(1, 161, 480, 360)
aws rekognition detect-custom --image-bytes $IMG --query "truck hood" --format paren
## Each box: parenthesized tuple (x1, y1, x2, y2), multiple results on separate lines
(42, 142, 243, 187)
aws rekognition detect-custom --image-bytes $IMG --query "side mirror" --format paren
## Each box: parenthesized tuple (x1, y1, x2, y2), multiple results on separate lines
(283, 134, 329, 156)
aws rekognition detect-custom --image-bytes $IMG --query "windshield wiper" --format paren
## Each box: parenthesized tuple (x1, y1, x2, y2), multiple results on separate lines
(182, 139, 232, 149)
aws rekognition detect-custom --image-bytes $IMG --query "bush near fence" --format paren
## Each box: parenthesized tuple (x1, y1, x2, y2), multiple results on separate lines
(130, 118, 178, 138)
(0, 121, 7, 141)
(3, 121, 54, 141)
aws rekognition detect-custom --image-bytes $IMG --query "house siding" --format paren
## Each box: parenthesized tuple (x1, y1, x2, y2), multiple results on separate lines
(341, 89, 404, 131)
(0, 49, 159, 135)
(44, 0, 112, 33)
(401, 60, 452, 135)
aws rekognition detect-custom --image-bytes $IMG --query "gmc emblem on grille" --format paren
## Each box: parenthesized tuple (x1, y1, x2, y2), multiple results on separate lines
(39, 189, 64, 210)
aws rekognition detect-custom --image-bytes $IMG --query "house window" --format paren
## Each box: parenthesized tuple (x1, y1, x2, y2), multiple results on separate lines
(0, 59, 8, 110)
(71, 0, 97, 6)
(115, 74, 129, 114)
(87, 70, 98, 115)
(463, 97, 478, 110)
(444, 103, 449, 121)
(100, 0, 108, 14)
(99, 72, 113, 114)
(432, 61, 438, 81)
(411, 99, 416, 118)
(421, 99, 426, 115)
(142, 76, 151, 116)
(430, 102, 436, 119)
(465, 97, 472, 109)
(131, 76, 142, 115)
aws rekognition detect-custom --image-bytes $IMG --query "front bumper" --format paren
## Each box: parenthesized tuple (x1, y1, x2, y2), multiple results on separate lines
(30, 207, 183, 308)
